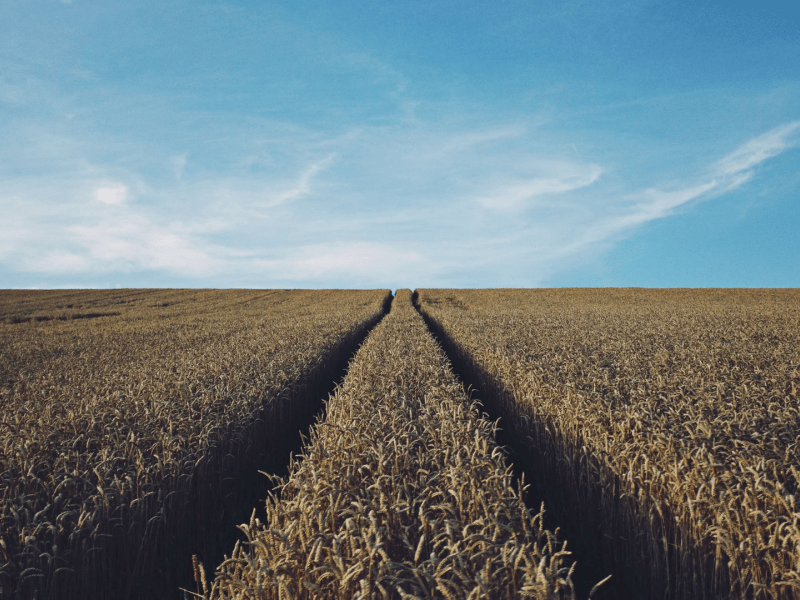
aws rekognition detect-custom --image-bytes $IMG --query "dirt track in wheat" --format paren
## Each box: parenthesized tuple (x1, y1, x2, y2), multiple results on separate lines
(199, 290, 585, 600)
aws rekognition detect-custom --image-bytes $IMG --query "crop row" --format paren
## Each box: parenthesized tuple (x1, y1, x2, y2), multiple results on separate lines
(417, 288, 800, 599)
(197, 290, 593, 600)
(0, 289, 390, 600)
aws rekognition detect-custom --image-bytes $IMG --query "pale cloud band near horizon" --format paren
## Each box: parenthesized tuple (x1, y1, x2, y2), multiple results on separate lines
(0, 118, 798, 287)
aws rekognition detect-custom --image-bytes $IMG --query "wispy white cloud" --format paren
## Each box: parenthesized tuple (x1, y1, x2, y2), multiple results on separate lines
(548, 180, 722, 258)
(66, 213, 224, 277)
(93, 183, 128, 205)
(477, 163, 602, 209)
(271, 153, 336, 206)
(535, 121, 800, 266)
(3, 180, 225, 277)
(625, 120, 800, 225)
(623, 180, 720, 225)
(714, 120, 800, 177)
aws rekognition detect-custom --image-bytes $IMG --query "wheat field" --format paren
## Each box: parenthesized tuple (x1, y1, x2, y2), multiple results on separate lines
(0, 289, 389, 599)
(2, 287, 797, 599)
(417, 288, 800, 600)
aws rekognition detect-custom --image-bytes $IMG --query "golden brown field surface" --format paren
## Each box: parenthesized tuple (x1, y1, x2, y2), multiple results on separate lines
(200, 290, 590, 600)
(0, 289, 390, 600)
(417, 288, 800, 600)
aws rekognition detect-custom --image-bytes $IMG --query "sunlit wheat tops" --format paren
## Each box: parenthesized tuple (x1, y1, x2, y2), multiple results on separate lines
(418, 288, 800, 600)
(4, 287, 791, 600)
(200, 290, 584, 600)
(0, 289, 390, 600)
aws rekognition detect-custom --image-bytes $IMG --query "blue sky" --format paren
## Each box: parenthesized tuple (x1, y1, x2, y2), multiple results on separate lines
(1, 0, 798, 288)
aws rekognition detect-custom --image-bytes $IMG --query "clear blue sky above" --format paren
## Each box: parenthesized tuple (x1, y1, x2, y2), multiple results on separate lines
(1, 0, 798, 288)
